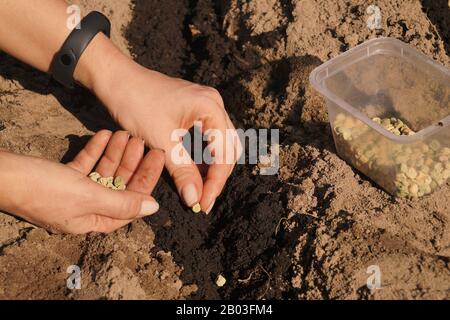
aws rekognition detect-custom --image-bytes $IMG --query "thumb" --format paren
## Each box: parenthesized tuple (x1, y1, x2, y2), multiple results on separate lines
(92, 185, 160, 220)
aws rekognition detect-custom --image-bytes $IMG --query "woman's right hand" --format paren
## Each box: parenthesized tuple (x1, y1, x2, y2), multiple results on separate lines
(0, 130, 165, 234)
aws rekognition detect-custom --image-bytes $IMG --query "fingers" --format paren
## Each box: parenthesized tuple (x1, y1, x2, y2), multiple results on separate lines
(199, 167, 227, 214)
(84, 148, 165, 234)
(161, 92, 240, 211)
(127, 149, 165, 194)
(114, 137, 145, 183)
(165, 139, 204, 207)
(91, 184, 160, 220)
(95, 131, 130, 177)
(197, 163, 209, 177)
(195, 97, 240, 214)
(67, 130, 112, 174)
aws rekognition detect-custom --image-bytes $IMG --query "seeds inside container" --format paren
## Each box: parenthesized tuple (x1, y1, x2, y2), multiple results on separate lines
(375, 117, 415, 136)
(332, 113, 449, 198)
(310, 38, 450, 200)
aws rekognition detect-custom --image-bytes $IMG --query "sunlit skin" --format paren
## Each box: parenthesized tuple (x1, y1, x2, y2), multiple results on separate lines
(0, 0, 242, 232)
(0, 130, 164, 234)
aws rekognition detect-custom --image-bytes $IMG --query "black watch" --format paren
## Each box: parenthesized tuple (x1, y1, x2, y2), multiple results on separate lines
(50, 11, 111, 89)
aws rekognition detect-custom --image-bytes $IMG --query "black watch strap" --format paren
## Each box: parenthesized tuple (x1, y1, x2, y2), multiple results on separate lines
(50, 11, 111, 89)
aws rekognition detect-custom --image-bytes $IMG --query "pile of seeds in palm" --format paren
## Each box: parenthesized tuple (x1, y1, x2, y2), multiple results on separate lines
(88, 172, 206, 213)
(89, 172, 126, 190)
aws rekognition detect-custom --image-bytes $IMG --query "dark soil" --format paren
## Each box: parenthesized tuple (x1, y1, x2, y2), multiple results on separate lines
(422, 0, 450, 56)
(149, 165, 296, 299)
(128, 0, 450, 299)
(2, 0, 448, 300)
(132, 0, 308, 299)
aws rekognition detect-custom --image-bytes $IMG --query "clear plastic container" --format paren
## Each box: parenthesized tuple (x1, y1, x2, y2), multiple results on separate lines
(310, 38, 450, 198)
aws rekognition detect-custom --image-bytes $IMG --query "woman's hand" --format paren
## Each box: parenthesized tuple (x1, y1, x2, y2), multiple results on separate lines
(0, 130, 165, 234)
(0, 0, 240, 214)
(89, 52, 242, 214)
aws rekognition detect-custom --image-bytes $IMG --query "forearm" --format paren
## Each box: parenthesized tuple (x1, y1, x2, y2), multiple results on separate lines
(0, 0, 71, 72)
(0, 0, 133, 93)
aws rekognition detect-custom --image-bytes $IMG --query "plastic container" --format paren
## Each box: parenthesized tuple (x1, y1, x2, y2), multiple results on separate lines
(310, 38, 450, 198)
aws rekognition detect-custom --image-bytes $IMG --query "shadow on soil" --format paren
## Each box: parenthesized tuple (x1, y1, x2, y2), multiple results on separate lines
(422, 0, 450, 57)
(126, 0, 328, 299)
(0, 0, 334, 299)
(0, 52, 118, 134)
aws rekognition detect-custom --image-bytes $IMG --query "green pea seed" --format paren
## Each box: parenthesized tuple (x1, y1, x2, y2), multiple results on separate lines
(406, 168, 418, 179)
(106, 181, 115, 189)
(342, 129, 351, 141)
(98, 177, 109, 186)
(443, 169, 450, 180)
(372, 117, 381, 124)
(430, 140, 441, 151)
(381, 118, 391, 127)
(408, 184, 419, 196)
(441, 147, 450, 156)
(89, 172, 101, 182)
(114, 176, 125, 188)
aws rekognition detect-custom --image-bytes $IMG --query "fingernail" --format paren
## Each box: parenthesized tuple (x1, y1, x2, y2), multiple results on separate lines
(139, 201, 160, 217)
(205, 199, 216, 215)
(181, 184, 198, 207)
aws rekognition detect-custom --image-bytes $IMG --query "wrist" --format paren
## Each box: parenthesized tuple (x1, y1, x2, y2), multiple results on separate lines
(73, 33, 133, 95)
